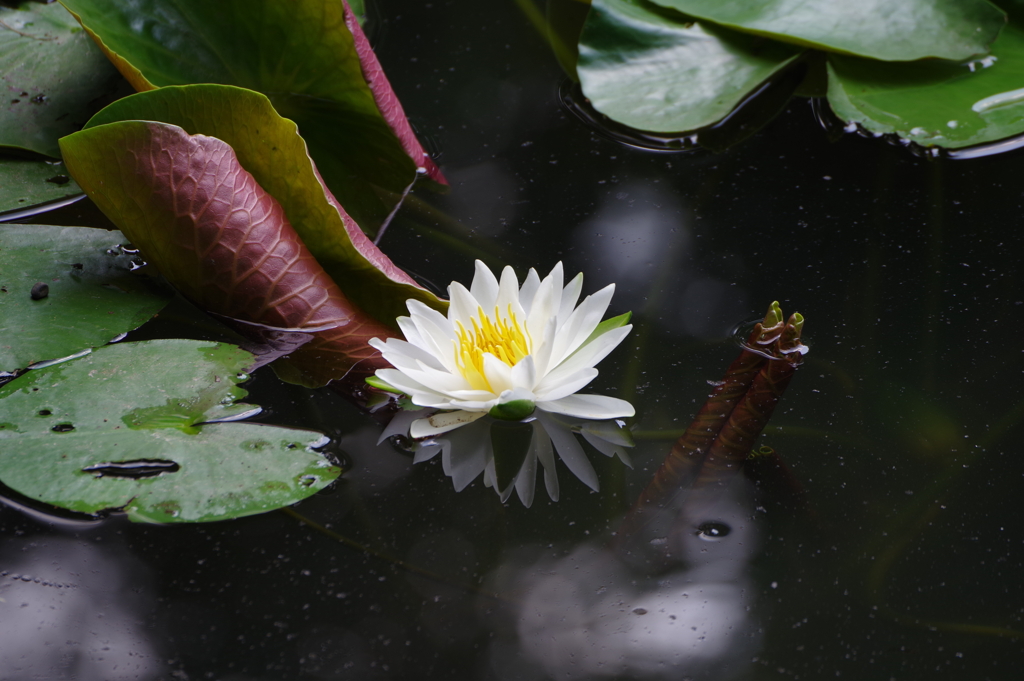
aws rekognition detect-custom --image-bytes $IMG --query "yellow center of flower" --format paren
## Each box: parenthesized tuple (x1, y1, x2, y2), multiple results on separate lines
(455, 305, 532, 391)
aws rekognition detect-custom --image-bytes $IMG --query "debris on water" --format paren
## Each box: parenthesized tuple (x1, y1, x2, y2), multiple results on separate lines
(81, 459, 181, 479)
(30, 282, 49, 300)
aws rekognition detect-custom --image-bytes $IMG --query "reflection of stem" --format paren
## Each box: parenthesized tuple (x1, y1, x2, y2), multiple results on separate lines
(281, 507, 507, 601)
(633, 424, 839, 443)
(0, 19, 55, 40)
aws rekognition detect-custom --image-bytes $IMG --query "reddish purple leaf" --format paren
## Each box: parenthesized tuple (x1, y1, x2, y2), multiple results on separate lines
(61, 121, 396, 383)
(343, 0, 447, 186)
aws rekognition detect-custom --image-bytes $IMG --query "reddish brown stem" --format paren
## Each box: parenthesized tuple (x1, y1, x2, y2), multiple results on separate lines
(619, 304, 806, 543)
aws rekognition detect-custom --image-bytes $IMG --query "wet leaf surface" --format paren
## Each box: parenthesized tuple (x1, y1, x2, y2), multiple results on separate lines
(78, 84, 446, 328)
(59, 0, 442, 233)
(826, 20, 1024, 149)
(0, 339, 339, 523)
(650, 0, 1005, 61)
(0, 224, 171, 372)
(578, 0, 802, 133)
(60, 110, 418, 385)
(0, 1, 122, 157)
(0, 157, 81, 214)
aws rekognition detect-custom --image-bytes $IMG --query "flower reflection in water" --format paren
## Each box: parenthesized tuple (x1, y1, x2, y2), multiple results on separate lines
(380, 408, 633, 507)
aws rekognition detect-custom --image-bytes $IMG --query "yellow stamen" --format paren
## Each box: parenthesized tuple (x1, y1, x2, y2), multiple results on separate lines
(454, 305, 532, 391)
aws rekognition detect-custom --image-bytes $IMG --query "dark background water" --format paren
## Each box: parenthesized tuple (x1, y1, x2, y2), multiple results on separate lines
(3, 0, 1024, 679)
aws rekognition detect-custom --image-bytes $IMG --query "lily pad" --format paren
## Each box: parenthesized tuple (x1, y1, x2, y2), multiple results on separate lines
(0, 224, 171, 372)
(578, 0, 803, 133)
(650, 0, 1005, 61)
(0, 157, 82, 215)
(826, 21, 1024, 149)
(59, 0, 442, 233)
(77, 84, 446, 327)
(0, 339, 339, 523)
(0, 1, 122, 158)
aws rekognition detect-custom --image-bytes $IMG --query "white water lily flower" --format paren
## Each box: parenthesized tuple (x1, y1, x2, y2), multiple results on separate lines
(369, 261, 634, 439)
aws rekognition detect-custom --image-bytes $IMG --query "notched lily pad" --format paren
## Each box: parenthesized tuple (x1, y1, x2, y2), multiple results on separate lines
(0, 339, 340, 523)
(826, 20, 1024, 149)
(0, 224, 171, 372)
(650, 0, 1005, 61)
(577, 0, 803, 133)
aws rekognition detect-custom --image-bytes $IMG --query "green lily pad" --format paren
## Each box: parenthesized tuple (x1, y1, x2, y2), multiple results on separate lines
(0, 1, 122, 158)
(578, 0, 802, 133)
(0, 339, 339, 523)
(650, 0, 1005, 61)
(58, 0, 429, 233)
(826, 20, 1024, 149)
(0, 157, 82, 214)
(75, 84, 446, 327)
(0, 224, 171, 372)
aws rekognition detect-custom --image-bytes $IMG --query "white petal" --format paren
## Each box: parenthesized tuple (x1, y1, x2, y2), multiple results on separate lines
(444, 389, 500, 401)
(496, 266, 526, 320)
(410, 410, 487, 438)
(406, 299, 455, 340)
(519, 268, 541, 314)
(537, 411, 599, 491)
(529, 317, 558, 378)
(510, 355, 537, 391)
(469, 260, 499, 310)
(376, 337, 447, 373)
(537, 325, 631, 394)
(398, 363, 474, 395)
(544, 262, 565, 299)
(557, 271, 583, 328)
(537, 393, 635, 419)
(375, 369, 448, 403)
(397, 315, 429, 353)
(532, 420, 559, 502)
(535, 367, 597, 402)
(406, 299, 459, 371)
(524, 272, 558, 342)
(482, 353, 515, 394)
(548, 285, 615, 366)
(448, 282, 481, 330)
(448, 398, 500, 411)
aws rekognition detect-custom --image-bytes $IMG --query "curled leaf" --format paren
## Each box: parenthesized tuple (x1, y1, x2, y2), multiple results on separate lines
(60, 120, 395, 383)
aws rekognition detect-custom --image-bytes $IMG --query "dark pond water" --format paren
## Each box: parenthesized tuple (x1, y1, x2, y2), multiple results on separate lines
(4, 1, 1024, 679)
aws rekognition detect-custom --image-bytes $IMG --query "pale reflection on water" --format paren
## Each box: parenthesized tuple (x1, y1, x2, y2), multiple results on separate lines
(0, 537, 162, 681)
(489, 474, 760, 680)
